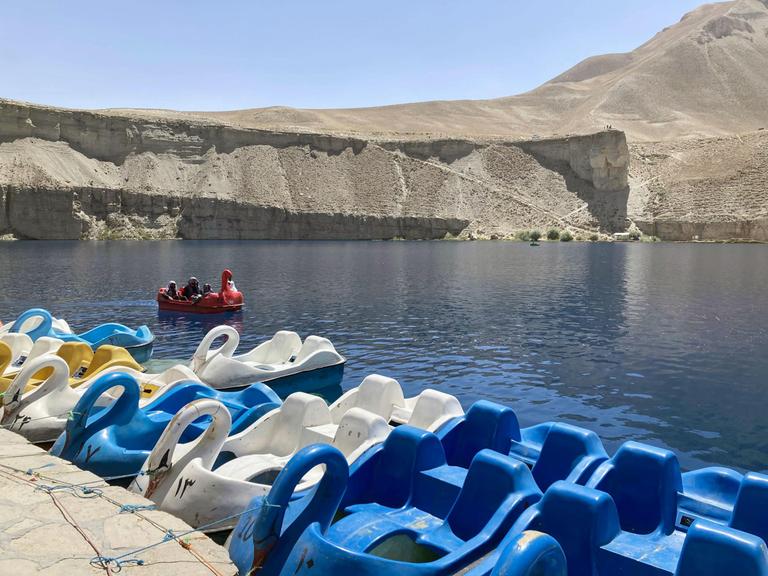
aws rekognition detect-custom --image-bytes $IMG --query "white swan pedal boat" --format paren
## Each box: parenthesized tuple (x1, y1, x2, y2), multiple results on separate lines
(130, 375, 463, 531)
(190, 325, 346, 394)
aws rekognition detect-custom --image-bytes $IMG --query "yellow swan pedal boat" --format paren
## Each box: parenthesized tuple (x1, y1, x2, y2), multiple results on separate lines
(0, 341, 143, 394)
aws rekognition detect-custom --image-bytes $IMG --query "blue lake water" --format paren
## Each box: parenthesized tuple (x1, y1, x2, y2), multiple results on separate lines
(1, 240, 766, 472)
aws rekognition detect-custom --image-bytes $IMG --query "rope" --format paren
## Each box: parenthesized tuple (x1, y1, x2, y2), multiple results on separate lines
(35, 483, 103, 498)
(118, 503, 156, 514)
(51, 490, 110, 574)
(26, 462, 55, 475)
(88, 502, 280, 572)
(0, 461, 229, 575)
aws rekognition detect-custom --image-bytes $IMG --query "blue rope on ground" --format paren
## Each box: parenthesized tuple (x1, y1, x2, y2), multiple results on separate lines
(88, 501, 281, 570)
(25, 462, 55, 475)
(35, 483, 103, 498)
(90, 556, 145, 572)
(118, 503, 157, 514)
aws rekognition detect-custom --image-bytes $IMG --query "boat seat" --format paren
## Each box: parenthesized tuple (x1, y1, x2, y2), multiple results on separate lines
(215, 453, 292, 484)
(529, 481, 621, 576)
(56, 342, 94, 377)
(80, 345, 142, 379)
(438, 400, 521, 469)
(293, 335, 335, 364)
(241, 330, 302, 365)
(23, 336, 63, 365)
(678, 467, 743, 526)
(329, 449, 540, 557)
(392, 389, 464, 432)
(675, 521, 768, 576)
(0, 341, 13, 376)
(587, 441, 682, 535)
(331, 407, 390, 459)
(264, 392, 333, 456)
(341, 425, 447, 511)
(330, 374, 405, 424)
(529, 423, 608, 491)
(0, 333, 32, 365)
(444, 450, 539, 543)
(730, 472, 768, 543)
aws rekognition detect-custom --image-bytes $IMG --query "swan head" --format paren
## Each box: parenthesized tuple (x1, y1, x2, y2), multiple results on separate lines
(144, 398, 232, 499)
(0, 354, 70, 426)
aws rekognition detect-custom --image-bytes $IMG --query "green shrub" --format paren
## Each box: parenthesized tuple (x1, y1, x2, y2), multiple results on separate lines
(628, 230, 641, 241)
(516, 230, 531, 241)
(529, 230, 542, 242)
(589, 233, 599, 242)
(546, 228, 560, 241)
(560, 230, 573, 242)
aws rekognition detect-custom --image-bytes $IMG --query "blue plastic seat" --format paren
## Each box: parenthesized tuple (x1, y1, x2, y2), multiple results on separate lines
(586, 441, 682, 535)
(532, 482, 620, 576)
(461, 481, 768, 576)
(517, 423, 609, 491)
(730, 472, 768, 544)
(675, 520, 768, 576)
(329, 448, 540, 558)
(437, 403, 608, 494)
(678, 467, 768, 545)
(437, 400, 520, 468)
(678, 466, 743, 526)
(341, 425, 447, 513)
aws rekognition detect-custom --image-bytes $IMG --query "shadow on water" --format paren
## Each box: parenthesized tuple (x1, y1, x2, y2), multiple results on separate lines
(1, 240, 767, 472)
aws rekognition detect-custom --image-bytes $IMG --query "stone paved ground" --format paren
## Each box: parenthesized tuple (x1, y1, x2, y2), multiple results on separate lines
(0, 429, 235, 575)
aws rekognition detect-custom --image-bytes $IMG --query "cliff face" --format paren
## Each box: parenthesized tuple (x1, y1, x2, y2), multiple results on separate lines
(0, 100, 630, 240)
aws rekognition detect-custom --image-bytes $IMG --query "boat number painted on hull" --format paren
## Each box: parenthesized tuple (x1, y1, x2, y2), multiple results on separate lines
(174, 477, 196, 499)
(84, 444, 101, 463)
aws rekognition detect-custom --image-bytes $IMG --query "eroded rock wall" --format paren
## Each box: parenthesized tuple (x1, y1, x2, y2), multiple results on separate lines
(0, 100, 631, 240)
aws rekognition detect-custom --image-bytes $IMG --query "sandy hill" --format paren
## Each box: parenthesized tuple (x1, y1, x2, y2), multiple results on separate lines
(101, 0, 767, 142)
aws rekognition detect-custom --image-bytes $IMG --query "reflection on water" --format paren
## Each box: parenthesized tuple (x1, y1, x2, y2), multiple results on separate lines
(0, 240, 766, 471)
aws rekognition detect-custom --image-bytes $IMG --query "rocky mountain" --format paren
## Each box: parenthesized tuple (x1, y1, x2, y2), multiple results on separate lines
(1, 1, 766, 241)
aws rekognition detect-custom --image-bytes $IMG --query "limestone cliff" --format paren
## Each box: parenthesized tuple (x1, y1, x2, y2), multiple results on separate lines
(0, 100, 629, 240)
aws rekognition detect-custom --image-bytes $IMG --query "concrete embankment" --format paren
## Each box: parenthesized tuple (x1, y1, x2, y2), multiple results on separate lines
(0, 429, 234, 575)
(0, 99, 631, 240)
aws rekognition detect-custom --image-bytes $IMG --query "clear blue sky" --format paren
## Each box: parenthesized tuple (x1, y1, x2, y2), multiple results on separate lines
(1, 0, 705, 111)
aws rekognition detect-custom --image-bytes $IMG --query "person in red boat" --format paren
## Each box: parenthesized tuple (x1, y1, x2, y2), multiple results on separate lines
(181, 277, 203, 301)
(162, 280, 179, 300)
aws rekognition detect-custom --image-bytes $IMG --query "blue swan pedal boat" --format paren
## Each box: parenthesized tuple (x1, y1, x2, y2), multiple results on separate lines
(10, 308, 155, 363)
(50, 371, 280, 479)
(229, 426, 544, 576)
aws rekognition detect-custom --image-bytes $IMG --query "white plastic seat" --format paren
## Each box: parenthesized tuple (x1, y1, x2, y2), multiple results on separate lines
(0, 333, 34, 371)
(225, 392, 333, 457)
(238, 330, 302, 365)
(330, 374, 464, 432)
(392, 389, 465, 432)
(330, 374, 406, 424)
(332, 407, 391, 460)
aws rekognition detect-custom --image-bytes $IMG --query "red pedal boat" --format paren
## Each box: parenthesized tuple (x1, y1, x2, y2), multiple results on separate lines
(157, 269, 244, 314)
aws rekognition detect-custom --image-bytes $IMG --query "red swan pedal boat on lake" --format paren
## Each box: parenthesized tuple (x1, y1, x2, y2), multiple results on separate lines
(157, 269, 244, 314)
